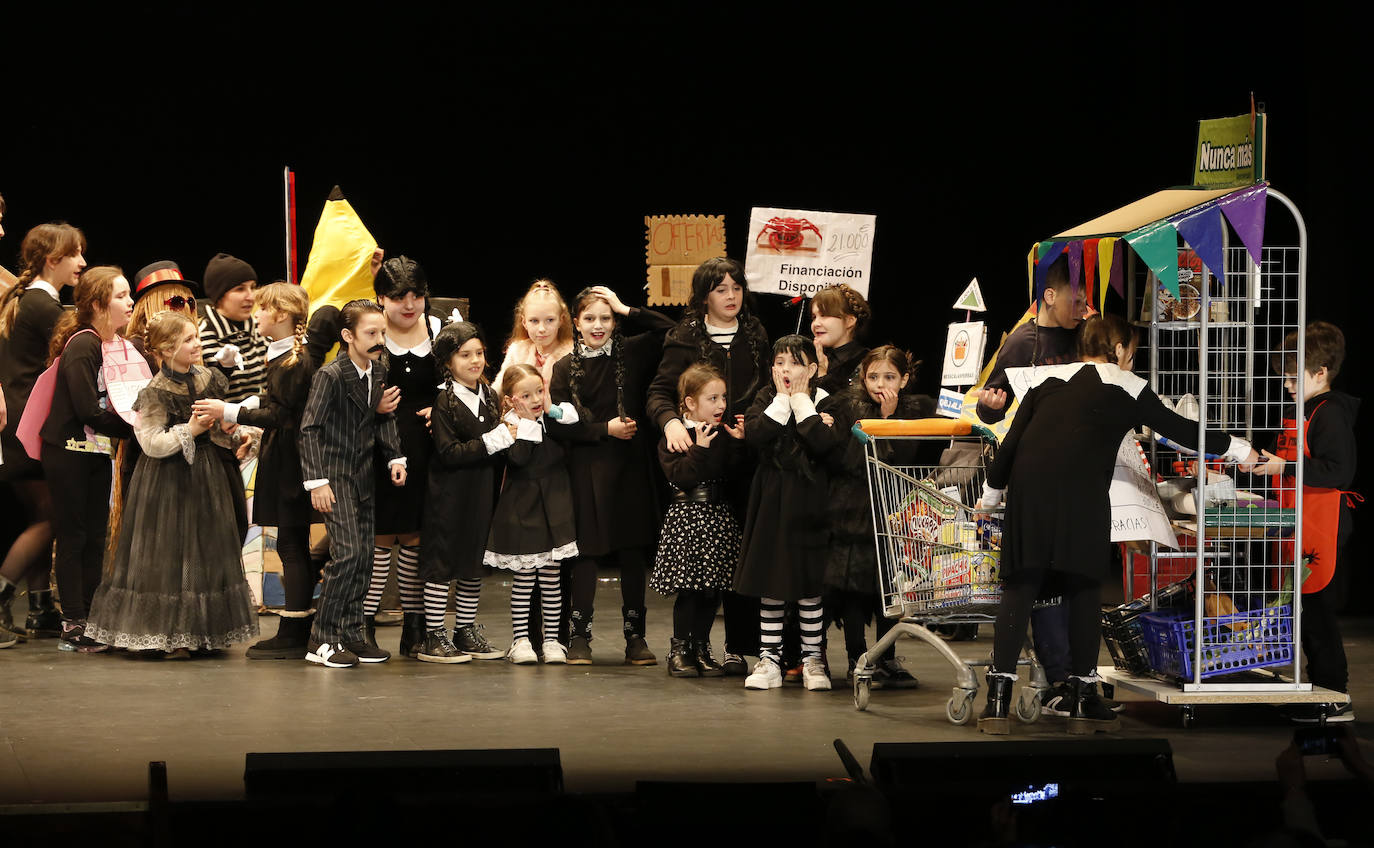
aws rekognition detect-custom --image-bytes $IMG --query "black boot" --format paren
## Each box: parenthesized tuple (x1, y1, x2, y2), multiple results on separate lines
(623, 606, 656, 666)
(1, 577, 26, 644)
(363, 614, 379, 649)
(25, 588, 61, 638)
(246, 614, 312, 660)
(978, 674, 1014, 735)
(1066, 677, 1121, 735)
(567, 610, 593, 665)
(692, 640, 725, 677)
(398, 612, 425, 659)
(667, 638, 697, 677)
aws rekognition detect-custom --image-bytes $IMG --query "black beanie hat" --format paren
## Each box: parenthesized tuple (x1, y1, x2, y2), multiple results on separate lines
(204, 253, 258, 306)
(373, 255, 430, 301)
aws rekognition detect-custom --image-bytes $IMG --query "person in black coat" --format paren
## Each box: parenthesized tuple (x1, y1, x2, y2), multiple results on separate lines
(414, 322, 508, 663)
(549, 285, 674, 665)
(735, 335, 840, 692)
(0, 223, 85, 639)
(646, 257, 771, 673)
(809, 283, 872, 396)
(194, 283, 319, 659)
(976, 314, 1258, 734)
(823, 346, 934, 687)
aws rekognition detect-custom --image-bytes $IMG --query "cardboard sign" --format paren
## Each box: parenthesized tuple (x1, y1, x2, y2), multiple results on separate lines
(937, 388, 964, 419)
(1110, 435, 1179, 548)
(645, 214, 726, 306)
(953, 278, 986, 312)
(941, 322, 986, 387)
(743, 207, 876, 299)
(1193, 111, 1266, 187)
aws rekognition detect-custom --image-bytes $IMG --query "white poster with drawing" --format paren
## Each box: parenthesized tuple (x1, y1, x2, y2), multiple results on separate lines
(1109, 435, 1178, 548)
(743, 207, 875, 298)
(941, 321, 986, 386)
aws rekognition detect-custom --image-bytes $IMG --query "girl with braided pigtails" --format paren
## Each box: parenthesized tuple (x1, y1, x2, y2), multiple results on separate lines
(194, 283, 320, 659)
(809, 283, 872, 396)
(647, 257, 771, 675)
(549, 285, 675, 665)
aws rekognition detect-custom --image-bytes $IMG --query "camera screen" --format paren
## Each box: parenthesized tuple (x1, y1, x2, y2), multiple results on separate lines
(1011, 783, 1060, 805)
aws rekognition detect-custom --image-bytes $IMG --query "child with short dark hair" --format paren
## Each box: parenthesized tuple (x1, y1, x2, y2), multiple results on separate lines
(299, 299, 407, 669)
(1254, 321, 1360, 722)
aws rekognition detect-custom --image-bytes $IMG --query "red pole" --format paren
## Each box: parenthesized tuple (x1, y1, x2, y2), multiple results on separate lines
(284, 167, 298, 284)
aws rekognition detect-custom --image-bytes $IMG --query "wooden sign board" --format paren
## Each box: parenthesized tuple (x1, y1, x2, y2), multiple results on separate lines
(645, 214, 726, 306)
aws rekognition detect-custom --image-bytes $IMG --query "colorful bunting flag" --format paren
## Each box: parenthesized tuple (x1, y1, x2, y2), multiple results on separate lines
(1083, 239, 1100, 313)
(1033, 241, 1066, 302)
(1171, 204, 1227, 289)
(1218, 184, 1268, 266)
(1125, 221, 1180, 299)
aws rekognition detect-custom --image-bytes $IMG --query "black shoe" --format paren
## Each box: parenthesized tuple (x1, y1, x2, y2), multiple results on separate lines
(363, 614, 379, 649)
(1066, 678, 1120, 734)
(58, 619, 109, 653)
(453, 623, 505, 659)
(1040, 682, 1073, 717)
(979, 674, 1013, 734)
(872, 656, 919, 690)
(1102, 696, 1126, 714)
(624, 635, 657, 666)
(845, 657, 858, 687)
(721, 650, 748, 676)
(306, 641, 359, 668)
(344, 639, 391, 663)
(1285, 701, 1355, 724)
(417, 627, 471, 664)
(26, 590, 62, 638)
(693, 640, 725, 677)
(566, 635, 593, 665)
(399, 612, 425, 658)
(246, 615, 312, 660)
(667, 638, 698, 678)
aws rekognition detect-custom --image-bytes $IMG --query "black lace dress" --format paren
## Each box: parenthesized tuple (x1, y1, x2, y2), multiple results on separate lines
(85, 366, 260, 651)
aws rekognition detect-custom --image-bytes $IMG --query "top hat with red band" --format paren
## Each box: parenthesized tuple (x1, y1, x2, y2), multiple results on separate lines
(133, 260, 202, 303)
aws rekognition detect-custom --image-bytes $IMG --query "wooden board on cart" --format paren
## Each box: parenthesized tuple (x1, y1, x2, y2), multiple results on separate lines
(1098, 665, 1351, 705)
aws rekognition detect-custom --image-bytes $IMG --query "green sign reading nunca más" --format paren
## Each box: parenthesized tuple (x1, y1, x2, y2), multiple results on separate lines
(1193, 112, 1266, 186)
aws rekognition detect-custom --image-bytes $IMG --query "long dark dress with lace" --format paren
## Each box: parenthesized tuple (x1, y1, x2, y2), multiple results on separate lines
(85, 366, 259, 651)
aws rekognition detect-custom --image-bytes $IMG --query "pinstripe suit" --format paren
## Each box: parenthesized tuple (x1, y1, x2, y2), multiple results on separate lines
(300, 351, 404, 644)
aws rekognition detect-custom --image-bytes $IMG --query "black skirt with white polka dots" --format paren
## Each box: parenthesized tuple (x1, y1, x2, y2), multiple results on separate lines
(650, 501, 741, 594)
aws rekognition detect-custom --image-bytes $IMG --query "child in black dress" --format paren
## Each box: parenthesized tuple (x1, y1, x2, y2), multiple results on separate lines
(651, 364, 745, 677)
(549, 285, 674, 665)
(194, 283, 319, 659)
(735, 335, 839, 691)
(415, 322, 508, 664)
(810, 283, 872, 395)
(86, 312, 259, 655)
(824, 346, 933, 686)
(365, 257, 438, 658)
(484, 363, 580, 665)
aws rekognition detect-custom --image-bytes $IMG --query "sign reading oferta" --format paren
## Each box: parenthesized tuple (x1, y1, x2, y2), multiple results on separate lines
(1192, 111, 1266, 187)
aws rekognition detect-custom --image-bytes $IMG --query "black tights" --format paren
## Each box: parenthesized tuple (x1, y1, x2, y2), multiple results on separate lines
(992, 569, 1101, 677)
(275, 525, 321, 612)
(568, 547, 648, 615)
(672, 590, 720, 641)
(832, 591, 897, 661)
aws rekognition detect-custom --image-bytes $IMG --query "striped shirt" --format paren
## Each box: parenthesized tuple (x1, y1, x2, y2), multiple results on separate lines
(200, 307, 268, 402)
(705, 319, 738, 350)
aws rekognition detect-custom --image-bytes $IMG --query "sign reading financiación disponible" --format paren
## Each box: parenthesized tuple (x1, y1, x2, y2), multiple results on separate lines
(743, 207, 876, 299)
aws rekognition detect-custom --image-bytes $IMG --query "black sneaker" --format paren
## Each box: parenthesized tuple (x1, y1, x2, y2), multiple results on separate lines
(26, 607, 63, 638)
(344, 639, 391, 663)
(306, 641, 359, 668)
(1040, 682, 1074, 717)
(453, 623, 505, 660)
(566, 635, 593, 665)
(58, 620, 109, 653)
(1287, 701, 1356, 724)
(872, 657, 919, 690)
(721, 651, 748, 676)
(417, 627, 471, 664)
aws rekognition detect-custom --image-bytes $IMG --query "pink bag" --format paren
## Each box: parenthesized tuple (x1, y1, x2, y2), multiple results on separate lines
(100, 336, 153, 426)
(15, 329, 99, 460)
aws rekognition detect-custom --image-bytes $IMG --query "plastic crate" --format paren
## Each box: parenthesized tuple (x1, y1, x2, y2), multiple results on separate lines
(1139, 604, 1294, 680)
(1101, 578, 1193, 675)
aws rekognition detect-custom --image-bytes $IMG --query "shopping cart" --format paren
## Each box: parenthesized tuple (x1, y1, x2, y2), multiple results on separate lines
(852, 418, 1047, 724)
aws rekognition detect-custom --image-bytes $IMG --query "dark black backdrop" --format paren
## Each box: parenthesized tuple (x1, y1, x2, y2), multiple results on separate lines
(2, 8, 1365, 595)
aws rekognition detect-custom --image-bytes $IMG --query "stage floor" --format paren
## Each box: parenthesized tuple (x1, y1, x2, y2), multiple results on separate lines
(2, 571, 1369, 804)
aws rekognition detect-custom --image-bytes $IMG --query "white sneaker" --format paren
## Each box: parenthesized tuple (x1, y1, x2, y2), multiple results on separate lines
(542, 640, 567, 664)
(507, 637, 538, 665)
(745, 657, 783, 690)
(802, 655, 832, 691)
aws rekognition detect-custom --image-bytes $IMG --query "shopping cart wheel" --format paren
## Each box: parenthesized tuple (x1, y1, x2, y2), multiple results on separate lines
(1015, 688, 1042, 724)
(1180, 706, 1197, 729)
(854, 676, 872, 711)
(946, 690, 976, 725)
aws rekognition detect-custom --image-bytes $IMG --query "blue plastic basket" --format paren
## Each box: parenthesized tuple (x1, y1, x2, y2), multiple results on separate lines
(1139, 604, 1294, 680)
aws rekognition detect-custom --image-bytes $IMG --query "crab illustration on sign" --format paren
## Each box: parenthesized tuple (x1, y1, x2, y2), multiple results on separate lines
(755, 216, 822, 254)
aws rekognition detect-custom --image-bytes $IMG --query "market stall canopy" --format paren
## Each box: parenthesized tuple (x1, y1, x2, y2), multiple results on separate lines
(1030, 183, 1268, 308)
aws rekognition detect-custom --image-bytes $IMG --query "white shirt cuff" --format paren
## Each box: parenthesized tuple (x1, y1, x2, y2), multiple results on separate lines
(765, 393, 793, 425)
(482, 424, 515, 454)
(980, 482, 1004, 509)
(222, 395, 260, 425)
(551, 402, 580, 424)
(388, 457, 407, 469)
(515, 417, 543, 443)
(1223, 435, 1253, 464)
(789, 392, 818, 422)
(304, 478, 328, 491)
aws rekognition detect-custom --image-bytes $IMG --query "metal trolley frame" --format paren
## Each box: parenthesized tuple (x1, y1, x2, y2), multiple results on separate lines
(852, 419, 1047, 724)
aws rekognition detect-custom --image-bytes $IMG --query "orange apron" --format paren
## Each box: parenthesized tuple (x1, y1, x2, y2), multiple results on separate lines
(1275, 399, 1359, 593)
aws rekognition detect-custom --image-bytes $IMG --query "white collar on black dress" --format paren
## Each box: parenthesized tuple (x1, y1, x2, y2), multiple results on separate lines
(265, 336, 296, 362)
(1005, 361, 1146, 401)
(451, 381, 488, 419)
